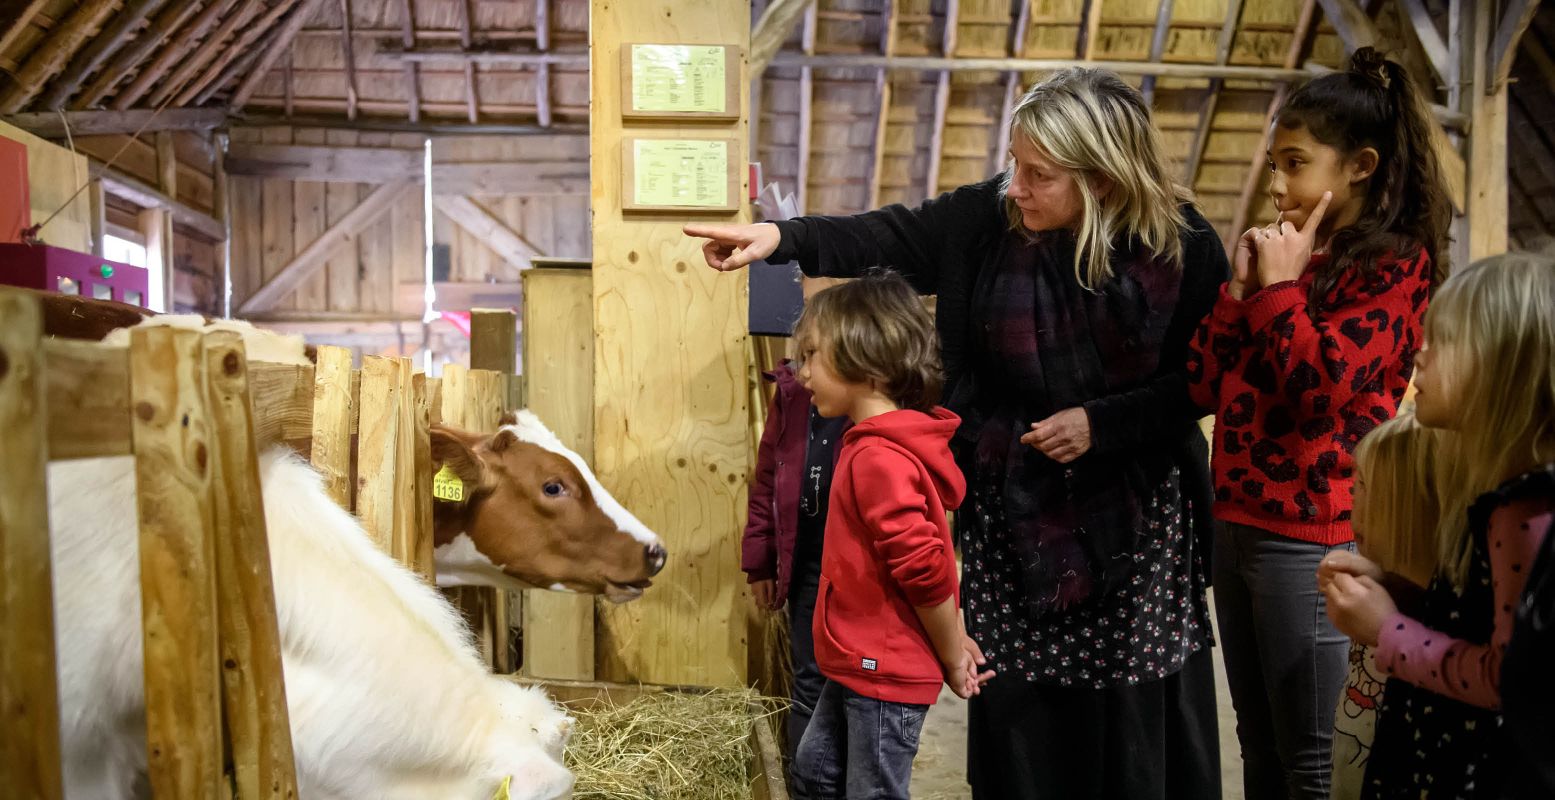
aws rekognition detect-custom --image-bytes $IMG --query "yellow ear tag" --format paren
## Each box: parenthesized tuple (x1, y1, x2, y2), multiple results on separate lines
(433, 464, 465, 502)
(491, 775, 512, 800)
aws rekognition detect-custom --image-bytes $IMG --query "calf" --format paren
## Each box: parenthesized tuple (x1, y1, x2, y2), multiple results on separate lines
(49, 448, 576, 800)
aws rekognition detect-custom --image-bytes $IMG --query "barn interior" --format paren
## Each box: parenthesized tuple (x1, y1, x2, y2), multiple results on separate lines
(1, 0, 1550, 797)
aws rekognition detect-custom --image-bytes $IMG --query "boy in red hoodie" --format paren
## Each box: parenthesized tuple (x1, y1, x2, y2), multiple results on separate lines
(790, 272, 994, 800)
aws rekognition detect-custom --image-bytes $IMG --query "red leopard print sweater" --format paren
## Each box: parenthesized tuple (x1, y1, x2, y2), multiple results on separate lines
(1187, 249, 1431, 545)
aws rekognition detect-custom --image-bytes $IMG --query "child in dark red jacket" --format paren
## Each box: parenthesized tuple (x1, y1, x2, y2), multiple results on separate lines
(788, 272, 993, 800)
(743, 291, 851, 775)
(1186, 48, 1450, 800)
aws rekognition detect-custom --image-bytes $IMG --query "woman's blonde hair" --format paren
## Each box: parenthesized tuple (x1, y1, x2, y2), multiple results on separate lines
(793, 271, 942, 413)
(1353, 413, 1442, 588)
(1001, 67, 1194, 289)
(1426, 252, 1555, 586)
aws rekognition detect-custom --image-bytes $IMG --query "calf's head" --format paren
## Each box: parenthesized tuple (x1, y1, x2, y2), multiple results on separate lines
(431, 410, 667, 603)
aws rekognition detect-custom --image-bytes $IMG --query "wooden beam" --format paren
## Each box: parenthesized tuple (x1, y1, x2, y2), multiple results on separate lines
(924, 0, 957, 200)
(115, 0, 241, 110)
(1079, 0, 1103, 60)
(154, 131, 177, 312)
(0, 290, 66, 800)
(1139, 0, 1175, 105)
(400, 0, 420, 121)
(796, 2, 814, 213)
(0, 0, 51, 63)
(1468, 0, 1507, 258)
(993, 0, 1031, 175)
(91, 160, 225, 240)
(231, 0, 333, 109)
(458, 0, 477, 122)
(866, 0, 896, 210)
(238, 181, 412, 315)
(1490, 0, 1541, 92)
(0, 0, 121, 113)
(1399, 0, 1449, 82)
(750, 0, 816, 74)
(234, 113, 587, 135)
(36, 0, 171, 109)
(223, 142, 589, 191)
(150, 0, 265, 108)
(191, 18, 287, 106)
(1314, 0, 1377, 53)
(535, 0, 550, 126)
(177, 0, 299, 106)
(285, 49, 295, 115)
(75, 0, 203, 108)
(1183, 0, 1246, 185)
(340, 0, 359, 119)
(434, 195, 543, 271)
(1229, 0, 1319, 249)
(2, 108, 228, 137)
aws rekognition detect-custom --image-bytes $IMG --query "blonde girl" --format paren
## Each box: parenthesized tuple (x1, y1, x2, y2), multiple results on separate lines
(1323, 251, 1555, 799)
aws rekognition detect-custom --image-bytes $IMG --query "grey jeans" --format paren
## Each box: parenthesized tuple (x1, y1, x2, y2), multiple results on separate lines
(1214, 521, 1354, 800)
(792, 681, 928, 800)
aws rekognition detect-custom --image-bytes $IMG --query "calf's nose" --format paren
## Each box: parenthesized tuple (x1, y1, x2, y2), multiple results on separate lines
(645, 543, 667, 576)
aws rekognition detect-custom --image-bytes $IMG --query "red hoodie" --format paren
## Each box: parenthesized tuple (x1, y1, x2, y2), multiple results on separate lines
(813, 407, 967, 706)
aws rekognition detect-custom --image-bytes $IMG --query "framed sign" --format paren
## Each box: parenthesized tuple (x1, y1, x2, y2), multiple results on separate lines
(621, 137, 741, 213)
(619, 44, 741, 121)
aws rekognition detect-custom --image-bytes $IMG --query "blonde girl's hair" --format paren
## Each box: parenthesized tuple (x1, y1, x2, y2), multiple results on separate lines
(1000, 67, 1194, 289)
(1353, 413, 1442, 588)
(793, 270, 942, 413)
(1427, 252, 1555, 587)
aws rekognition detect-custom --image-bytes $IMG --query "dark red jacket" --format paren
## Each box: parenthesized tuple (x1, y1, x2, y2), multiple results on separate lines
(742, 364, 851, 600)
(814, 407, 966, 705)
(1186, 249, 1430, 545)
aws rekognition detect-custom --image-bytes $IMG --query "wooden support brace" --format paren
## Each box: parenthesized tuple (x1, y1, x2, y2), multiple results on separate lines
(239, 181, 412, 316)
(1490, 0, 1541, 92)
(3, 108, 229, 137)
(130, 326, 224, 799)
(309, 345, 357, 509)
(1139, 0, 1175, 105)
(434, 196, 545, 272)
(1399, 0, 1450, 83)
(202, 332, 300, 800)
(1314, 0, 1378, 53)
(0, 290, 65, 800)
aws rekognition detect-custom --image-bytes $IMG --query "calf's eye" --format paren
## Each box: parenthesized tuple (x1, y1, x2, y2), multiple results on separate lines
(543, 481, 566, 498)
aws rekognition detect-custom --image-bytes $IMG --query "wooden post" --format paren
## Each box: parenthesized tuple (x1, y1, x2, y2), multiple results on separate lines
(470, 309, 519, 672)
(310, 345, 357, 509)
(412, 372, 435, 578)
(0, 290, 64, 800)
(521, 267, 596, 681)
(591, 0, 752, 686)
(88, 180, 106, 258)
(202, 332, 300, 800)
(1467, 0, 1509, 260)
(129, 326, 223, 799)
(356, 356, 417, 563)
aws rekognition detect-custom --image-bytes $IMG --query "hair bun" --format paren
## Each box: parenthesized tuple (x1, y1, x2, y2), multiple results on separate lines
(1349, 46, 1392, 90)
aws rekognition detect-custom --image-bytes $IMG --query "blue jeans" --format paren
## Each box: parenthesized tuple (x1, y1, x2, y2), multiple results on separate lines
(787, 554, 825, 769)
(792, 681, 928, 800)
(1215, 521, 1354, 800)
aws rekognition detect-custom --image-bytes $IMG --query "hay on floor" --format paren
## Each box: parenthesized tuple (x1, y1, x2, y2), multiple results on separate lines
(564, 688, 783, 800)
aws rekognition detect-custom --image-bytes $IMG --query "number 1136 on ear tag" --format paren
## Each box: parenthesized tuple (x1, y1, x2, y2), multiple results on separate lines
(433, 465, 465, 502)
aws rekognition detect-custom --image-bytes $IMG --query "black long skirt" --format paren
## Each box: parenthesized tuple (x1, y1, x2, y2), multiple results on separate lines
(966, 646, 1222, 800)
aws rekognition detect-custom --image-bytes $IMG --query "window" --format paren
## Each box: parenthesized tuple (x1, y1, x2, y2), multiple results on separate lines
(103, 233, 147, 268)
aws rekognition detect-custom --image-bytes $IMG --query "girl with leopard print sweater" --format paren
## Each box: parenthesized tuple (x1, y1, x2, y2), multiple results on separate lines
(1186, 47, 1451, 800)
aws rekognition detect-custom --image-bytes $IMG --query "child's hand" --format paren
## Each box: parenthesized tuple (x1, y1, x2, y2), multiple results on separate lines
(942, 636, 996, 699)
(683, 223, 781, 272)
(1229, 227, 1262, 300)
(1020, 408, 1092, 464)
(1317, 550, 1384, 593)
(1253, 191, 1331, 288)
(1323, 572, 1397, 647)
(750, 579, 781, 612)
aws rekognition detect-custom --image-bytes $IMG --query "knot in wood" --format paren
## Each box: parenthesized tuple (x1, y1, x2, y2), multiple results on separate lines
(0, 349, 8, 380)
(135, 402, 155, 421)
(223, 352, 241, 375)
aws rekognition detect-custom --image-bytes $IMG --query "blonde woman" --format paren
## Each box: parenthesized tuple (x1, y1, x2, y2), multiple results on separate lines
(1318, 412, 1441, 799)
(687, 68, 1227, 799)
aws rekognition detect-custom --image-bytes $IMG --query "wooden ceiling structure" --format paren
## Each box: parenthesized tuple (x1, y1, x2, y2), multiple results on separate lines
(0, 0, 1549, 248)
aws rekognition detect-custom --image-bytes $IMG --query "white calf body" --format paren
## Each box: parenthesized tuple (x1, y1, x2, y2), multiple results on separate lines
(49, 448, 574, 800)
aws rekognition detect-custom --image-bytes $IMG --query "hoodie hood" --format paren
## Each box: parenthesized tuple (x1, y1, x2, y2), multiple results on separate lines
(843, 407, 966, 510)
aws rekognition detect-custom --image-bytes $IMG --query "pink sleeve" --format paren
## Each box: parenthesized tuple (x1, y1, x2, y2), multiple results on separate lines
(1372, 500, 1553, 710)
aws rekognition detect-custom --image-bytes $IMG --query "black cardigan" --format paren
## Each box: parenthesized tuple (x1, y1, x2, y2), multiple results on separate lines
(769, 176, 1229, 460)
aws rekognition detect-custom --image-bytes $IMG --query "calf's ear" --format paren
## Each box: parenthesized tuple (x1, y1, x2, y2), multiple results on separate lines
(431, 425, 488, 488)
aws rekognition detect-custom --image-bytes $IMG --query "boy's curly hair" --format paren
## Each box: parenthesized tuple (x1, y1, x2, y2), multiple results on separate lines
(793, 270, 942, 413)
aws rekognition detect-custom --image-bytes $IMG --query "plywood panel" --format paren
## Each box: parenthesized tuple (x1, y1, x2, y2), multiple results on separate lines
(0, 119, 90, 251)
(591, 0, 751, 687)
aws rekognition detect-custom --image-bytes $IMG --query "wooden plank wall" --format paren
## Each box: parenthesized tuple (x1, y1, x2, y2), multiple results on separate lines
(228, 126, 426, 316)
(591, 0, 753, 687)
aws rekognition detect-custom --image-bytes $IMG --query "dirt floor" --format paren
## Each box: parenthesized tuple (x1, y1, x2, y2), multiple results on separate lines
(909, 591, 1247, 799)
